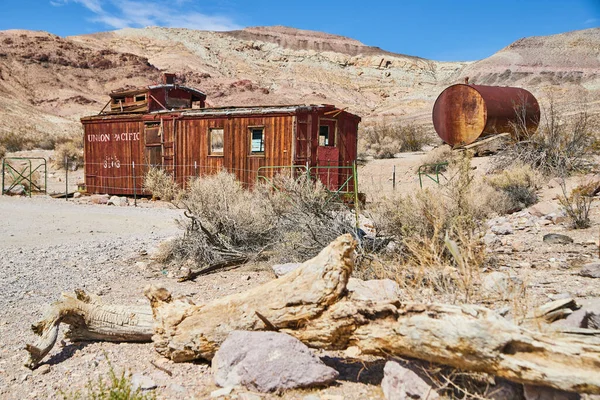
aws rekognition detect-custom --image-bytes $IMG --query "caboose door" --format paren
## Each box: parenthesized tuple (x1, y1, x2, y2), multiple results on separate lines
(316, 118, 339, 190)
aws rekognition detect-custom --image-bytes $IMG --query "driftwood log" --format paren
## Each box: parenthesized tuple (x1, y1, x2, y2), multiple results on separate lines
(26, 235, 600, 394)
(24, 290, 153, 369)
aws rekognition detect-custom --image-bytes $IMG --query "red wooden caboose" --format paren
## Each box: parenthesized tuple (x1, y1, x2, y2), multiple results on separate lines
(81, 74, 361, 195)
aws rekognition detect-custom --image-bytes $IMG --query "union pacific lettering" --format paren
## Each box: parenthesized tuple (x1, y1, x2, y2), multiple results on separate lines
(87, 132, 140, 142)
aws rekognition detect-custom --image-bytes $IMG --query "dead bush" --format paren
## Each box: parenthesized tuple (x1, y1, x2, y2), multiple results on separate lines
(485, 164, 540, 212)
(143, 167, 182, 202)
(367, 153, 491, 302)
(0, 131, 32, 152)
(495, 97, 597, 176)
(559, 180, 595, 229)
(53, 137, 83, 169)
(152, 171, 360, 272)
(359, 120, 430, 159)
(0, 145, 5, 160)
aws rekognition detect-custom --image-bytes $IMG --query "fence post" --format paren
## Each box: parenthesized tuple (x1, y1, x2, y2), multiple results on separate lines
(133, 161, 137, 207)
(1, 158, 4, 196)
(353, 160, 359, 230)
(392, 165, 396, 191)
(65, 156, 68, 201)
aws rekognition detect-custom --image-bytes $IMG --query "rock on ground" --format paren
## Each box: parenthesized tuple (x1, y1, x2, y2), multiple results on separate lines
(524, 385, 581, 400)
(381, 361, 439, 400)
(346, 278, 402, 301)
(271, 262, 302, 277)
(580, 262, 600, 278)
(212, 331, 338, 393)
(482, 271, 523, 299)
(553, 298, 600, 329)
(543, 233, 574, 245)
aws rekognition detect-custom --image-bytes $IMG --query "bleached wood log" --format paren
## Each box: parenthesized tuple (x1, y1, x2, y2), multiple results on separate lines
(144, 234, 355, 362)
(25, 289, 153, 369)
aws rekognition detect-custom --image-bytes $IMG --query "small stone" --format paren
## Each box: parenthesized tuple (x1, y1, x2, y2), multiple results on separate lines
(491, 224, 514, 235)
(90, 194, 110, 204)
(131, 373, 157, 391)
(73, 191, 82, 198)
(211, 386, 234, 398)
(482, 272, 523, 299)
(579, 262, 600, 278)
(381, 361, 439, 400)
(344, 346, 361, 358)
(543, 233, 573, 245)
(212, 331, 338, 392)
(347, 278, 401, 302)
(483, 233, 501, 247)
(523, 384, 580, 400)
(271, 262, 302, 277)
(36, 364, 50, 375)
(518, 261, 532, 268)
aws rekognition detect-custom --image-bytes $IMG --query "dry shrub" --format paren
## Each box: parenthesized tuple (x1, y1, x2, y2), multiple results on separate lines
(559, 180, 595, 229)
(156, 171, 358, 269)
(368, 153, 491, 302)
(54, 136, 83, 169)
(0, 131, 32, 152)
(360, 120, 430, 159)
(0, 145, 5, 160)
(485, 164, 540, 212)
(495, 97, 597, 176)
(143, 167, 182, 201)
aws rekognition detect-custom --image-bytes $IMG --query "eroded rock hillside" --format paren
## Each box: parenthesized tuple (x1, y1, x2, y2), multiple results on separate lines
(0, 26, 598, 141)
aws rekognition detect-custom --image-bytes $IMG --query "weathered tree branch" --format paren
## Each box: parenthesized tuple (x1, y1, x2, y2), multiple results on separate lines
(25, 290, 153, 369)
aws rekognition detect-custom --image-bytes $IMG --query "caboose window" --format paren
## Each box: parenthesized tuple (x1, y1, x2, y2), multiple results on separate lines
(250, 128, 265, 154)
(319, 125, 330, 146)
(134, 94, 146, 102)
(209, 128, 224, 155)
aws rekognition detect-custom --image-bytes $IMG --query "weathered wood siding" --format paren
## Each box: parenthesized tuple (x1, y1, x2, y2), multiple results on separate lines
(175, 114, 295, 187)
(83, 117, 145, 195)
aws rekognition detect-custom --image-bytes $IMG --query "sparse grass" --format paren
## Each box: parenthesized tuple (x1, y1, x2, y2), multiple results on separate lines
(495, 97, 598, 176)
(143, 167, 182, 201)
(359, 120, 430, 159)
(61, 361, 155, 400)
(367, 153, 492, 303)
(485, 164, 540, 213)
(53, 136, 83, 169)
(559, 180, 595, 229)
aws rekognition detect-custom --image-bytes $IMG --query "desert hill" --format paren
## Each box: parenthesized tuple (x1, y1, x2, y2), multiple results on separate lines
(0, 26, 598, 144)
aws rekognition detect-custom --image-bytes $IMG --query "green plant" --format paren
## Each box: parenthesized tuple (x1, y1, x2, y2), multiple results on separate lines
(62, 361, 155, 400)
(559, 181, 595, 229)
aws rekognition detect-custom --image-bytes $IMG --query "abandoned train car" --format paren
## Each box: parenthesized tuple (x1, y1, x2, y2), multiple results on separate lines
(81, 75, 361, 196)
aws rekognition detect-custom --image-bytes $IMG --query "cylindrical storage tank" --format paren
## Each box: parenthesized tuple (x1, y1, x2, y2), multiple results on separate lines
(432, 84, 540, 146)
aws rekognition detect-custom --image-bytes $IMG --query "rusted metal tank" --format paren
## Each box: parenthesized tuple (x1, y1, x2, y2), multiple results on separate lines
(432, 84, 540, 146)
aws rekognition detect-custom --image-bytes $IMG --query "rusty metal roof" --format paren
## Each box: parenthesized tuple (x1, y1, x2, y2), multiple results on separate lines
(110, 84, 206, 98)
(178, 104, 331, 117)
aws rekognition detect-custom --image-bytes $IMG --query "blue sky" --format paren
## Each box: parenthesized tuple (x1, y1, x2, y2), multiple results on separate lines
(0, 0, 598, 61)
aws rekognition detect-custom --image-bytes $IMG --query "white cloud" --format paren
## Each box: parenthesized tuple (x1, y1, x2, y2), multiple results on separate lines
(583, 18, 598, 25)
(51, 0, 241, 31)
